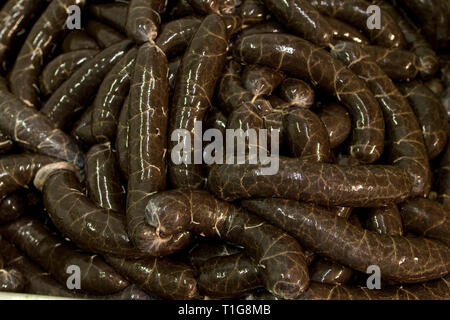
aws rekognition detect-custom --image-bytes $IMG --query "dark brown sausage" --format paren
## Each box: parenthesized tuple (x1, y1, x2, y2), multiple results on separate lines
(0, 154, 57, 201)
(168, 57, 181, 95)
(262, 0, 333, 47)
(279, 78, 315, 109)
(397, 81, 448, 160)
(242, 65, 285, 97)
(315, 102, 351, 149)
(41, 40, 133, 130)
(39, 168, 143, 258)
(89, 2, 128, 33)
(127, 42, 191, 255)
(126, 0, 167, 43)
(364, 205, 403, 237)
(61, 31, 100, 53)
(0, 131, 13, 154)
(331, 42, 431, 197)
(85, 20, 125, 48)
(309, 0, 407, 49)
(9, 0, 86, 108)
(239, 21, 284, 37)
(91, 48, 137, 143)
(169, 14, 228, 188)
(233, 33, 385, 163)
(0, 0, 47, 72)
(399, 198, 450, 247)
(0, 89, 84, 167)
(145, 189, 310, 299)
(155, 16, 201, 59)
(283, 108, 331, 162)
(86, 143, 125, 213)
(39, 49, 99, 97)
(1, 217, 129, 295)
(208, 157, 413, 207)
(116, 96, 130, 178)
(105, 256, 198, 300)
(242, 199, 450, 283)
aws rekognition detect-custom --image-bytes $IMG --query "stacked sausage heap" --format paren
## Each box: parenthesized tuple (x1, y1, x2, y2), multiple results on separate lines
(0, 0, 449, 300)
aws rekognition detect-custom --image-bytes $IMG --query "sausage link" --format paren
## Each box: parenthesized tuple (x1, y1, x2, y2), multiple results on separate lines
(169, 14, 228, 188)
(279, 78, 315, 109)
(70, 104, 96, 146)
(126, 0, 167, 43)
(242, 65, 285, 97)
(242, 199, 450, 283)
(325, 16, 369, 45)
(61, 31, 100, 53)
(364, 205, 403, 236)
(9, 0, 86, 108)
(239, 0, 265, 25)
(315, 102, 351, 149)
(92, 48, 137, 143)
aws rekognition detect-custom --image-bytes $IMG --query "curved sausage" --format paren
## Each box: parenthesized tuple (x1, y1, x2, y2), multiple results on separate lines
(239, 0, 265, 25)
(279, 78, 314, 109)
(41, 40, 133, 130)
(397, 81, 448, 160)
(169, 14, 228, 188)
(364, 205, 403, 237)
(309, 0, 406, 49)
(89, 2, 128, 33)
(38, 167, 143, 258)
(126, 0, 167, 43)
(155, 16, 201, 59)
(399, 198, 450, 247)
(0, 0, 47, 72)
(315, 102, 351, 149)
(283, 107, 331, 162)
(0, 154, 57, 201)
(1, 217, 129, 295)
(262, 0, 333, 47)
(208, 157, 414, 206)
(39, 49, 99, 97)
(145, 189, 310, 299)
(127, 42, 191, 255)
(331, 42, 431, 197)
(105, 256, 198, 300)
(233, 33, 385, 163)
(362, 45, 420, 81)
(61, 31, 100, 53)
(86, 143, 125, 213)
(239, 21, 284, 37)
(242, 198, 450, 283)
(9, 0, 86, 108)
(242, 65, 285, 97)
(198, 253, 262, 298)
(86, 20, 125, 48)
(0, 89, 85, 168)
(91, 48, 137, 143)
(116, 96, 130, 178)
